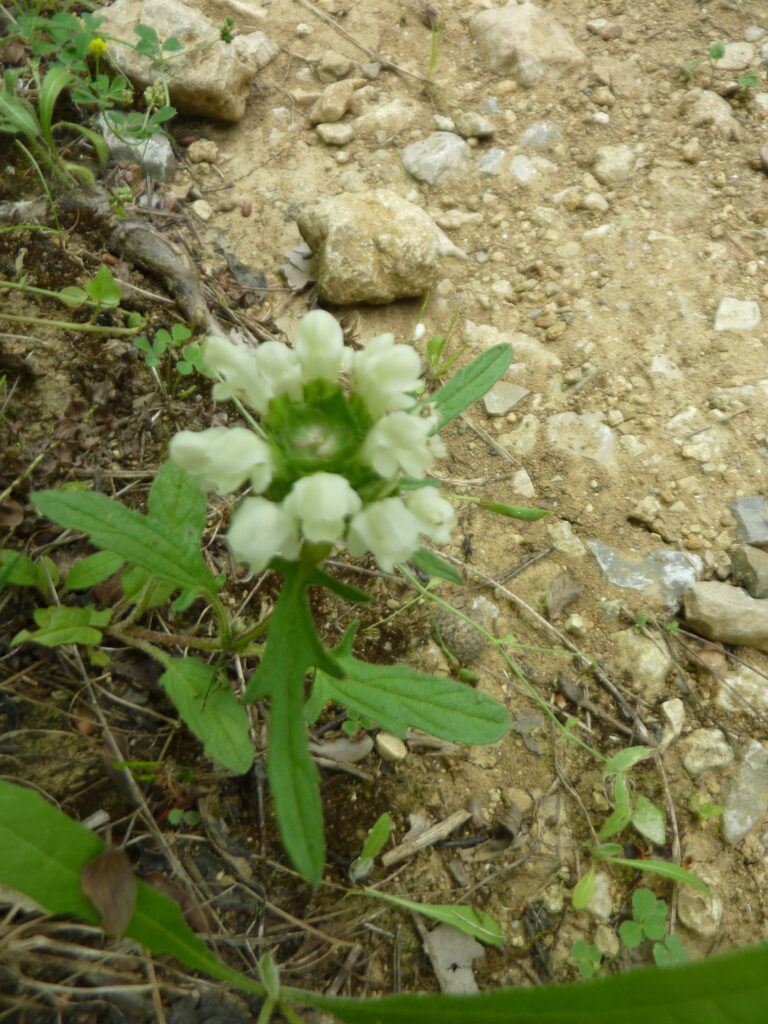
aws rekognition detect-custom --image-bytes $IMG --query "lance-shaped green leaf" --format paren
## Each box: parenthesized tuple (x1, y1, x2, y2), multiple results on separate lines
(31, 488, 218, 599)
(244, 560, 343, 885)
(409, 548, 464, 585)
(65, 551, 125, 590)
(362, 888, 503, 946)
(12, 604, 111, 647)
(474, 499, 550, 522)
(0, 781, 264, 998)
(314, 624, 508, 745)
(147, 461, 207, 554)
(591, 847, 708, 893)
(428, 344, 513, 428)
(297, 940, 768, 1023)
(159, 658, 253, 774)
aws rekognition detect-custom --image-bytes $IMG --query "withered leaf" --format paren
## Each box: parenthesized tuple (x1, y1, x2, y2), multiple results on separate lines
(282, 242, 314, 292)
(81, 848, 137, 938)
(0, 497, 23, 529)
(546, 571, 582, 621)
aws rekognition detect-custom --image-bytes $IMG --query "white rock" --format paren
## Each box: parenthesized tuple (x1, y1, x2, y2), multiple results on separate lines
(680, 728, 734, 776)
(353, 98, 419, 141)
(511, 468, 535, 498)
(296, 189, 442, 305)
(497, 414, 540, 457)
(660, 698, 685, 748)
(586, 872, 613, 921)
(679, 89, 741, 140)
(316, 122, 354, 146)
(683, 581, 768, 652)
(375, 732, 407, 762)
(612, 628, 672, 699)
(714, 297, 761, 332)
(546, 519, 587, 558)
(677, 868, 723, 936)
(402, 132, 472, 184)
(592, 144, 636, 186)
(546, 413, 616, 467)
(469, 1, 584, 86)
(714, 42, 755, 70)
(455, 111, 496, 139)
(98, 0, 276, 121)
(716, 665, 768, 714)
(191, 199, 213, 221)
(722, 740, 768, 844)
(309, 79, 356, 124)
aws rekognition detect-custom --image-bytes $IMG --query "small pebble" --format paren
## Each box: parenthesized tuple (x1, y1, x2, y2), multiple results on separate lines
(375, 732, 407, 762)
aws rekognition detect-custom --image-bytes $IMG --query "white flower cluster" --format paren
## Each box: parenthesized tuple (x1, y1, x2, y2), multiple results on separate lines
(169, 310, 456, 573)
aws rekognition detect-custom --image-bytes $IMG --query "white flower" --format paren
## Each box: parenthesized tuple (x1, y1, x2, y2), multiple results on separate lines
(283, 472, 362, 544)
(294, 309, 345, 383)
(361, 411, 442, 479)
(351, 334, 423, 418)
(203, 336, 272, 413)
(169, 427, 273, 494)
(252, 341, 303, 402)
(228, 497, 301, 572)
(405, 487, 456, 545)
(346, 497, 421, 572)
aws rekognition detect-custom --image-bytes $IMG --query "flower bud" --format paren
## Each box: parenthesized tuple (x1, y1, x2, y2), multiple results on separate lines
(283, 472, 362, 544)
(405, 487, 457, 544)
(351, 334, 423, 418)
(361, 411, 439, 479)
(228, 497, 301, 572)
(169, 427, 273, 494)
(294, 309, 345, 383)
(346, 498, 421, 572)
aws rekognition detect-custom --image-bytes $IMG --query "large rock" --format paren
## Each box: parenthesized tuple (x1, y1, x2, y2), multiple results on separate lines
(683, 581, 768, 652)
(469, 2, 584, 86)
(722, 740, 768, 844)
(611, 628, 672, 699)
(98, 0, 277, 121)
(679, 89, 740, 140)
(402, 132, 472, 184)
(296, 190, 442, 305)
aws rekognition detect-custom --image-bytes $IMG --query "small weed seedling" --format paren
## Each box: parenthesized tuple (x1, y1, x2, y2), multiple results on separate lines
(619, 888, 690, 968)
(133, 323, 210, 395)
(571, 938, 603, 979)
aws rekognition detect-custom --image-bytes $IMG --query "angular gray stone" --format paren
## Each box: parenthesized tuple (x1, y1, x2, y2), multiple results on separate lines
(546, 412, 616, 467)
(98, 113, 175, 180)
(455, 112, 496, 139)
(98, 0, 277, 121)
(714, 297, 761, 331)
(716, 665, 768, 714)
(683, 581, 768, 652)
(731, 545, 768, 598)
(519, 121, 561, 148)
(679, 88, 740, 140)
(722, 740, 768, 844)
(483, 381, 530, 416)
(679, 728, 733, 776)
(353, 98, 418, 141)
(316, 50, 354, 82)
(296, 189, 442, 305)
(402, 132, 472, 184)
(731, 496, 768, 549)
(469, 2, 584, 86)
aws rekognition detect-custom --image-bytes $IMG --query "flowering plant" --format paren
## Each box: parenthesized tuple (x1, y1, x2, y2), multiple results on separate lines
(21, 310, 545, 884)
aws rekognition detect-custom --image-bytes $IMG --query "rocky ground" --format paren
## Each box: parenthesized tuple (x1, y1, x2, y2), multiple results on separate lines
(2, 0, 768, 1019)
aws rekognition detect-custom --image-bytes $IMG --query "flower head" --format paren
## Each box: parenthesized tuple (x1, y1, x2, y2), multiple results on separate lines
(228, 497, 301, 572)
(361, 410, 443, 479)
(203, 336, 272, 413)
(88, 37, 108, 57)
(169, 426, 273, 494)
(346, 498, 422, 572)
(283, 473, 362, 544)
(351, 334, 423, 418)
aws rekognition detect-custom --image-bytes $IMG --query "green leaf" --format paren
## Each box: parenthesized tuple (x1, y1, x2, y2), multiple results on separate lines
(309, 565, 371, 604)
(631, 795, 666, 846)
(362, 888, 503, 947)
(159, 659, 253, 774)
(85, 264, 121, 308)
(591, 851, 709, 894)
(31, 488, 218, 599)
(147, 461, 207, 553)
(121, 565, 176, 609)
(38, 64, 73, 148)
(410, 547, 464, 585)
(604, 746, 653, 776)
(316, 628, 509, 745)
(244, 560, 343, 884)
(300, 942, 768, 1023)
(1, 549, 59, 594)
(571, 865, 596, 910)
(12, 604, 110, 647)
(428, 344, 513, 428)
(0, 781, 264, 997)
(57, 285, 88, 308)
(619, 918, 644, 949)
(359, 813, 393, 862)
(474, 500, 550, 522)
(64, 551, 124, 590)
(597, 803, 632, 840)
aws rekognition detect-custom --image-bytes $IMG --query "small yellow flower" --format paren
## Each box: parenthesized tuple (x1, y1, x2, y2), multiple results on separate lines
(88, 37, 108, 57)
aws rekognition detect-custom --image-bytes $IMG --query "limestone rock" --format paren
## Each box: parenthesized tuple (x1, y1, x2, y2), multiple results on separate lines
(309, 79, 356, 124)
(731, 496, 768, 550)
(483, 382, 530, 416)
(98, 113, 175, 180)
(315, 122, 354, 146)
(611, 629, 671, 699)
(714, 297, 761, 331)
(469, 2, 584, 86)
(455, 112, 496, 139)
(716, 665, 768, 714)
(353, 98, 419, 141)
(296, 189, 442, 305)
(679, 728, 734, 776)
(677, 868, 723, 936)
(592, 144, 636, 186)
(98, 0, 277, 121)
(679, 89, 741, 140)
(683, 581, 768, 652)
(722, 740, 768, 844)
(316, 50, 354, 82)
(402, 132, 472, 184)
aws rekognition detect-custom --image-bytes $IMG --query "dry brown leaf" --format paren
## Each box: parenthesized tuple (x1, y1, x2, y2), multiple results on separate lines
(546, 571, 582, 621)
(0, 497, 23, 529)
(81, 848, 137, 938)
